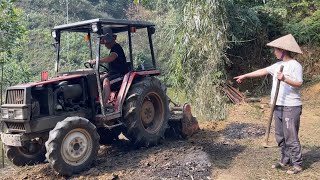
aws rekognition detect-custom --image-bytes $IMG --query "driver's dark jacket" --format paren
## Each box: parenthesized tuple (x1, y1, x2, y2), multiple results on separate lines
(109, 43, 128, 75)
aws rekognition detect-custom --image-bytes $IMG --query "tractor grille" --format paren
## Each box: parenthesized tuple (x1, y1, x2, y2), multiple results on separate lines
(6, 89, 25, 104)
(6, 122, 26, 131)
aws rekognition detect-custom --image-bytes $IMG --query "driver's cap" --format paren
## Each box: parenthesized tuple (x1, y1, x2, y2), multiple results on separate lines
(101, 27, 116, 43)
(102, 27, 114, 35)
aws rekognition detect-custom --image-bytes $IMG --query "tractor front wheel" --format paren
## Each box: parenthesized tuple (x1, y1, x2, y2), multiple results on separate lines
(5, 141, 46, 166)
(123, 77, 169, 147)
(45, 117, 100, 176)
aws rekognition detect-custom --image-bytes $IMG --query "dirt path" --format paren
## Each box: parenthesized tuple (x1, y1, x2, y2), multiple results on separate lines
(1, 85, 320, 180)
(213, 99, 320, 180)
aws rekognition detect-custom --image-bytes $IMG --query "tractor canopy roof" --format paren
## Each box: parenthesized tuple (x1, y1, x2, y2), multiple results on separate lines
(51, 18, 158, 73)
(52, 18, 155, 33)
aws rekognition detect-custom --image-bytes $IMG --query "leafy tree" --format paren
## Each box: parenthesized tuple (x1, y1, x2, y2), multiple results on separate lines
(0, 0, 25, 55)
(255, 0, 320, 44)
(0, 0, 31, 97)
(96, 0, 131, 19)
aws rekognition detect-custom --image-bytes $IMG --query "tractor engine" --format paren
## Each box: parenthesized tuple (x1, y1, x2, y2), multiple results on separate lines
(1, 78, 92, 134)
(54, 81, 84, 112)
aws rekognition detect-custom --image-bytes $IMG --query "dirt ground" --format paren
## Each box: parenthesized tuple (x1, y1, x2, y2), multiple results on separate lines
(0, 83, 320, 180)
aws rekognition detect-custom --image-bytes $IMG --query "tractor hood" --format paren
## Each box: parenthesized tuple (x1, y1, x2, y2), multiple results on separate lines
(11, 74, 84, 88)
(11, 69, 95, 88)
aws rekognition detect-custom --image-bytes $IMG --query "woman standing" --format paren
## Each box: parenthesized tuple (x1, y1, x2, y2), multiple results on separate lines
(234, 34, 303, 174)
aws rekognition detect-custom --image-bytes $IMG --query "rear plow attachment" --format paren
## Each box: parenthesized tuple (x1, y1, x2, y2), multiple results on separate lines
(166, 99, 199, 139)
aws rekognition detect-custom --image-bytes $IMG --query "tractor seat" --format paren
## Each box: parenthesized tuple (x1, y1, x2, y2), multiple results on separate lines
(110, 77, 123, 85)
(110, 76, 124, 91)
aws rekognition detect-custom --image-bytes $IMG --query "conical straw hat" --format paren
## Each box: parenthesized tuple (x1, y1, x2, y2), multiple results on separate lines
(267, 34, 303, 54)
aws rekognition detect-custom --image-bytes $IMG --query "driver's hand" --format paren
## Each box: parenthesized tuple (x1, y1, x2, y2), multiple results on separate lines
(100, 73, 108, 79)
(88, 59, 95, 64)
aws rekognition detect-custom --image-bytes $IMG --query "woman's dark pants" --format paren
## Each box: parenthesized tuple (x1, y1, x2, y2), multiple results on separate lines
(274, 105, 302, 167)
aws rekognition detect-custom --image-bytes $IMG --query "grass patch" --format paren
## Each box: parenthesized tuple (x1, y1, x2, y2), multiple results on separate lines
(166, 88, 188, 106)
(167, 88, 216, 122)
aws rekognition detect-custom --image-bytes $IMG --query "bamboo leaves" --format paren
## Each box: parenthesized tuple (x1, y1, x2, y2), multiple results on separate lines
(156, 0, 229, 119)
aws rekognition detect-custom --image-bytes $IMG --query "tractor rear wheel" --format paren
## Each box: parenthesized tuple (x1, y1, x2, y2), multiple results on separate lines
(123, 77, 169, 147)
(5, 141, 46, 166)
(45, 117, 100, 176)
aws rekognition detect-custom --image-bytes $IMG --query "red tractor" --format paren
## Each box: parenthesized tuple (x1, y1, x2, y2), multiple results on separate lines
(0, 19, 199, 176)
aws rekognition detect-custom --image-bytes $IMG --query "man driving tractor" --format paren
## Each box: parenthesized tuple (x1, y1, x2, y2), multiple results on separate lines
(88, 27, 129, 107)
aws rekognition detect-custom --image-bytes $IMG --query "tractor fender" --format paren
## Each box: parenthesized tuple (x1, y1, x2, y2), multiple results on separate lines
(114, 70, 161, 111)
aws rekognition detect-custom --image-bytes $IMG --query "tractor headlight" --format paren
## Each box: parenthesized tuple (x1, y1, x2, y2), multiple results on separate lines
(92, 24, 98, 33)
(1, 108, 25, 119)
(51, 31, 57, 38)
(1, 108, 8, 119)
(14, 109, 23, 119)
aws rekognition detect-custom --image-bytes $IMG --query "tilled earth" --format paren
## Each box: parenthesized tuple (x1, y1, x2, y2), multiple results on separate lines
(0, 121, 266, 180)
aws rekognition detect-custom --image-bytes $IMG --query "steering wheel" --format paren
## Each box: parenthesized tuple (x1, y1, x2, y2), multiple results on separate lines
(84, 62, 93, 68)
(83, 62, 109, 73)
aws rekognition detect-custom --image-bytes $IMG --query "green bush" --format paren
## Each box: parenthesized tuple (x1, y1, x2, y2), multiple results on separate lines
(286, 10, 320, 44)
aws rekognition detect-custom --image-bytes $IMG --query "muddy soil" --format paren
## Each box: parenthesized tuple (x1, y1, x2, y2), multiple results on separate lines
(1, 83, 320, 180)
(0, 121, 264, 180)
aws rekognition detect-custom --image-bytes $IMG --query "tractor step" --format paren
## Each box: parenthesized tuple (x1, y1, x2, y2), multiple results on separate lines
(95, 111, 121, 121)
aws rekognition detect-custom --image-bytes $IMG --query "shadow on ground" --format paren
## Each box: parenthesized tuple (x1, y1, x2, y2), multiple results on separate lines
(221, 122, 266, 140)
(303, 146, 320, 170)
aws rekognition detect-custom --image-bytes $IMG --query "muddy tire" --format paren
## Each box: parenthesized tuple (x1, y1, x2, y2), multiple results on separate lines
(123, 77, 169, 147)
(45, 117, 100, 176)
(5, 142, 46, 166)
